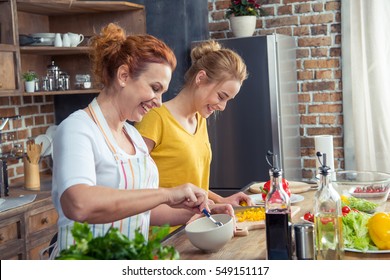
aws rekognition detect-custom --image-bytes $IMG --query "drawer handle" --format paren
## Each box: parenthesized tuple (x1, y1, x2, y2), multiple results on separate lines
(41, 217, 49, 224)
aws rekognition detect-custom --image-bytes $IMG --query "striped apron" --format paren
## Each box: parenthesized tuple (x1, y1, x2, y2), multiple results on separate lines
(52, 98, 158, 257)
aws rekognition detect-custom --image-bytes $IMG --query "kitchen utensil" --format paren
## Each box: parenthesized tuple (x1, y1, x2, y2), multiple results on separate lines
(62, 33, 70, 47)
(35, 134, 52, 157)
(45, 125, 57, 140)
(185, 214, 233, 252)
(19, 35, 42, 46)
(201, 208, 223, 227)
(26, 143, 42, 164)
(54, 33, 62, 47)
(47, 61, 60, 90)
(29, 33, 55, 46)
(68, 32, 84, 47)
(23, 157, 40, 190)
(332, 170, 390, 212)
(294, 222, 315, 260)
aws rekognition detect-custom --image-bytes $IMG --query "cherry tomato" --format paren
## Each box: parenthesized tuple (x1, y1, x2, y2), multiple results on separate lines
(261, 178, 291, 200)
(303, 212, 314, 223)
(320, 217, 333, 224)
(342, 206, 351, 215)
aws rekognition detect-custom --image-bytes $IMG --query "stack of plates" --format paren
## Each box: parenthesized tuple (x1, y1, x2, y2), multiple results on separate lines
(30, 33, 55, 46)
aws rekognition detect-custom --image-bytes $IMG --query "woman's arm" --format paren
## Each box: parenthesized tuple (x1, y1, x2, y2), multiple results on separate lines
(60, 183, 208, 224)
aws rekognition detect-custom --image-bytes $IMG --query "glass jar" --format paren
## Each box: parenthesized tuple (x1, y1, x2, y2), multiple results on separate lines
(12, 143, 24, 157)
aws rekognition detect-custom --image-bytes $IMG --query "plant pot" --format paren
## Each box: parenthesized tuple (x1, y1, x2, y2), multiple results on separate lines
(25, 81, 35, 93)
(229, 15, 257, 38)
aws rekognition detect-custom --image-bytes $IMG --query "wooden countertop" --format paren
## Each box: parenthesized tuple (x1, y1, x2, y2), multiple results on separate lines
(0, 174, 53, 219)
(162, 185, 390, 260)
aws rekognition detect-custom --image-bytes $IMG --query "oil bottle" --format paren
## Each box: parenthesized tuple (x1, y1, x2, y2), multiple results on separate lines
(314, 151, 344, 260)
(265, 151, 292, 260)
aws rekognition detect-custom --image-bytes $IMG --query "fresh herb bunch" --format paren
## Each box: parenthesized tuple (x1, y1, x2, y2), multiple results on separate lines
(225, 0, 266, 19)
(56, 222, 179, 260)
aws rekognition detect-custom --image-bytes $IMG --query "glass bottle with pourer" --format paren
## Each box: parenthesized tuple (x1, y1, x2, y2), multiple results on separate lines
(314, 151, 344, 260)
(265, 151, 292, 260)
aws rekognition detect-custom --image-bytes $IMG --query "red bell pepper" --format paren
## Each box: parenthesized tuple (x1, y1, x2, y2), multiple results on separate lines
(261, 178, 291, 200)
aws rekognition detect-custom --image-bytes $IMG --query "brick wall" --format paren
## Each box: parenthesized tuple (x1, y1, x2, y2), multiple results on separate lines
(0, 95, 55, 186)
(1, 0, 342, 185)
(208, 0, 343, 181)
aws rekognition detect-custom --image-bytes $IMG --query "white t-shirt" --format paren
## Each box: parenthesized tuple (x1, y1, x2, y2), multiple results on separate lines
(52, 108, 158, 251)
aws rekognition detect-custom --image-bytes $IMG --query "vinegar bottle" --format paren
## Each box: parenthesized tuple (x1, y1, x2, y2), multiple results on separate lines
(265, 152, 292, 260)
(314, 152, 344, 260)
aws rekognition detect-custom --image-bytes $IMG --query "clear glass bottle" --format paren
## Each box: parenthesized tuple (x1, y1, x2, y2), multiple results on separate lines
(314, 152, 344, 260)
(265, 152, 292, 260)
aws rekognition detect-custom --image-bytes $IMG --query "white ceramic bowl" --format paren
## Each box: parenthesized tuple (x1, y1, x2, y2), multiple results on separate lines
(185, 214, 234, 252)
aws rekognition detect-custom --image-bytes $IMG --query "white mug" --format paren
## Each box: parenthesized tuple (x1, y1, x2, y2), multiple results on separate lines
(54, 33, 62, 47)
(62, 33, 70, 47)
(68, 33, 84, 47)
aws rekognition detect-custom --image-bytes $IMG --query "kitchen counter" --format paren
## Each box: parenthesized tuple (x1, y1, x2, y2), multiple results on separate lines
(162, 184, 390, 260)
(0, 174, 58, 259)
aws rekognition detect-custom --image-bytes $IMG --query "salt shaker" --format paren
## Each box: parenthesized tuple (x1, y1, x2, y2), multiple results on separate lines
(294, 223, 315, 260)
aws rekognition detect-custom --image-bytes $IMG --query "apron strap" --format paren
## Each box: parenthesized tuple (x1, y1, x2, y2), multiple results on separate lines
(88, 99, 119, 161)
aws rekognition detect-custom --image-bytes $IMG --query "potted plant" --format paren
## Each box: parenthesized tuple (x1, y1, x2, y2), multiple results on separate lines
(22, 71, 37, 93)
(225, 0, 266, 37)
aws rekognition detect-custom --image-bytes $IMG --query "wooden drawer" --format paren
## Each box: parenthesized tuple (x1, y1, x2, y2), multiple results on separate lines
(28, 207, 58, 234)
(0, 214, 26, 259)
(29, 238, 51, 260)
(0, 215, 23, 245)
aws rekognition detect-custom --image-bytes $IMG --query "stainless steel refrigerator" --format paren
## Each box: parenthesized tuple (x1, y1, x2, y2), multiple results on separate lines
(198, 35, 301, 196)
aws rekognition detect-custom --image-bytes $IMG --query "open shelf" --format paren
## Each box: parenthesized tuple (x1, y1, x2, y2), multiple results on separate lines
(16, 1, 144, 16)
(20, 46, 90, 55)
(22, 89, 99, 96)
(1, 0, 146, 97)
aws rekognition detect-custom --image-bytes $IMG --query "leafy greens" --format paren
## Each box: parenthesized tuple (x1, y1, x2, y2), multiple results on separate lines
(56, 222, 179, 260)
(342, 211, 377, 252)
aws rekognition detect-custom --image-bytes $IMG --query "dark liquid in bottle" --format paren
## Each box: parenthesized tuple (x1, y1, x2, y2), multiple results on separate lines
(265, 211, 292, 260)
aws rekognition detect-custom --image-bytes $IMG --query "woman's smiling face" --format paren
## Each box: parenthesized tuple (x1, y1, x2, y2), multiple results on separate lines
(196, 79, 242, 118)
(121, 63, 172, 122)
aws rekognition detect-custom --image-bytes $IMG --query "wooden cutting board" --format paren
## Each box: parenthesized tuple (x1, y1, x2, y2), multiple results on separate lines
(248, 181, 313, 194)
(234, 206, 300, 237)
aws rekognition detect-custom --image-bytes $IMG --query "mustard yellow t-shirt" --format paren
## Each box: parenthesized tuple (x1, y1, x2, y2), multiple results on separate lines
(134, 105, 212, 191)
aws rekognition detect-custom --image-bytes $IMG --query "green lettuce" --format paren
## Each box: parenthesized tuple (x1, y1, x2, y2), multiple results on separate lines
(344, 196, 378, 213)
(342, 211, 377, 252)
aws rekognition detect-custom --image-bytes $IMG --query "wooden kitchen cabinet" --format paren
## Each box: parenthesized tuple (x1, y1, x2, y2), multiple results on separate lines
(0, 0, 146, 97)
(0, 186, 58, 260)
(0, 0, 21, 95)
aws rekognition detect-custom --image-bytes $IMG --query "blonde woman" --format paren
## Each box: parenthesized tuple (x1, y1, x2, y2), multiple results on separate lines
(135, 40, 252, 207)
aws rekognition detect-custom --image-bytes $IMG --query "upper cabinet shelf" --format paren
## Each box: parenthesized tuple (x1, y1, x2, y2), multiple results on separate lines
(0, 0, 146, 97)
(20, 46, 90, 55)
(16, 1, 144, 15)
